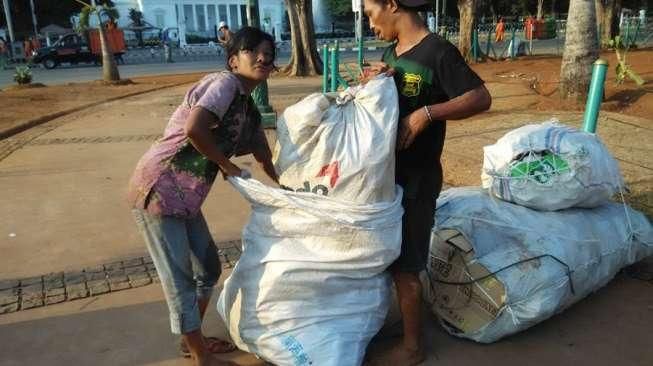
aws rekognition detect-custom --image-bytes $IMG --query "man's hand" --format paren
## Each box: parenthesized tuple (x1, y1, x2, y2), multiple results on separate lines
(397, 107, 431, 150)
(360, 62, 395, 84)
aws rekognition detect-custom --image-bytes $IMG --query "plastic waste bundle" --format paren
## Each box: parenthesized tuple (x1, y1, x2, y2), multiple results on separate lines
(423, 187, 653, 343)
(273, 76, 399, 204)
(481, 120, 624, 211)
(218, 77, 402, 365)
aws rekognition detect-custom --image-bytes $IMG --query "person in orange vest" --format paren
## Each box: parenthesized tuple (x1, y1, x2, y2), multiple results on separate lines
(0, 37, 8, 69)
(31, 37, 41, 52)
(495, 17, 506, 42)
(23, 38, 33, 60)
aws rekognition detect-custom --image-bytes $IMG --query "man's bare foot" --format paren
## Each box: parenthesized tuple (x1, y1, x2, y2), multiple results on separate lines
(369, 342, 425, 366)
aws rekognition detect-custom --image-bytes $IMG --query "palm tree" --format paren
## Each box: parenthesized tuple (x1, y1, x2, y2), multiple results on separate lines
(77, 0, 121, 82)
(128, 8, 145, 47)
(283, 0, 322, 76)
(457, 0, 476, 62)
(595, 0, 617, 47)
(536, 0, 545, 19)
(559, 0, 598, 101)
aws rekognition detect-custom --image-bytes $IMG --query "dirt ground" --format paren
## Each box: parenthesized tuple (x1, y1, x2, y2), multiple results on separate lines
(0, 73, 208, 137)
(471, 48, 653, 120)
(2, 49, 651, 136)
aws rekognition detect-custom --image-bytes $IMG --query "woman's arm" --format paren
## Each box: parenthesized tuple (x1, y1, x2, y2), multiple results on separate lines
(183, 107, 243, 177)
(251, 128, 279, 184)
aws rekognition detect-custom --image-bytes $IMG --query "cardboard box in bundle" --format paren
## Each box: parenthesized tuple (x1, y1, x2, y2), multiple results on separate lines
(424, 229, 507, 334)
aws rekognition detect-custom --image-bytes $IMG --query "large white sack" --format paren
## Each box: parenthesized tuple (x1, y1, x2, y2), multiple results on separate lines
(217, 177, 403, 366)
(423, 187, 653, 344)
(481, 120, 624, 211)
(273, 76, 399, 204)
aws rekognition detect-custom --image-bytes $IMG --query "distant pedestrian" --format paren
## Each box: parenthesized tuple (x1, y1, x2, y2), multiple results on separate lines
(31, 37, 42, 51)
(0, 37, 8, 69)
(217, 21, 233, 47)
(23, 38, 33, 60)
(495, 17, 506, 42)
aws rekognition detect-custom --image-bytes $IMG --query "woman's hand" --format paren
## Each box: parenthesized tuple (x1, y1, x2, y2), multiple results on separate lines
(360, 62, 395, 84)
(220, 161, 243, 180)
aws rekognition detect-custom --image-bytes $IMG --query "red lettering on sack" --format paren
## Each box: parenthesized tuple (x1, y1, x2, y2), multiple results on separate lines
(316, 161, 340, 188)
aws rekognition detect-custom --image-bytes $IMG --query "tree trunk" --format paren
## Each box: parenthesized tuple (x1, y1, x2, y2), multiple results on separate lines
(560, 0, 598, 102)
(537, 0, 545, 19)
(96, 13, 120, 82)
(595, 0, 616, 47)
(457, 0, 475, 62)
(282, 0, 322, 76)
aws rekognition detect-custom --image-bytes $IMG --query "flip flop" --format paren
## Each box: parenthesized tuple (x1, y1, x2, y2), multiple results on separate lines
(180, 336, 237, 358)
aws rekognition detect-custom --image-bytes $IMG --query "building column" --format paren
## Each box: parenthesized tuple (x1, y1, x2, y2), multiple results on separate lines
(178, 0, 187, 46)
(206, 3, 211, 36)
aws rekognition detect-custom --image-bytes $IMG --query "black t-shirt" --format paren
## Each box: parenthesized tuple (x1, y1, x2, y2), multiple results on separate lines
(382, 33, 484, 199)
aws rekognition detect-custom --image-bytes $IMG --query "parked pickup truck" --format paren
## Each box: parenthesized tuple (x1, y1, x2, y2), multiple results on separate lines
(32, 29, 126, 69)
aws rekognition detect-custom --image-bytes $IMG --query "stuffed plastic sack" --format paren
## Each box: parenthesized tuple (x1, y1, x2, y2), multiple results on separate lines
(217, 177, 403, 366)
(273, 76, 399, 204)
(424, 187, 653, 343)
(481, 120, 624, 211)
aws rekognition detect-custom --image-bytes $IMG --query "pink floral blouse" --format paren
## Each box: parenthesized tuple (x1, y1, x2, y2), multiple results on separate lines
(127, 71, 265, 218)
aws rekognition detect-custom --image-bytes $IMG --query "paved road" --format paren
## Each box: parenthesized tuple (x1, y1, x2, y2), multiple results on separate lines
(0, 50, 384, 88)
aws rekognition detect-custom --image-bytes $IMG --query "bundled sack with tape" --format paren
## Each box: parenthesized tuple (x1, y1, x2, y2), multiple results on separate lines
(273, 76, 399, 204)
(217, 177, 403, 365)
(481, 120, 624, 211)
(422, 187, 653, 344)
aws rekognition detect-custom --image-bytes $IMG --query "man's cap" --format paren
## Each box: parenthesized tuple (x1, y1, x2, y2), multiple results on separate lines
(397, 0, 431, 8)
(218, 21, 227, 29)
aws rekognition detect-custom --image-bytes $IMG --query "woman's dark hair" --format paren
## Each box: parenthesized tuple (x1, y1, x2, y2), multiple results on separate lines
(225, 27, 276, 71)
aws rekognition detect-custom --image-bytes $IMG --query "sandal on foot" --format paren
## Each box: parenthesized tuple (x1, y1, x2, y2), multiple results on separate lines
(179, 336, 236, 358)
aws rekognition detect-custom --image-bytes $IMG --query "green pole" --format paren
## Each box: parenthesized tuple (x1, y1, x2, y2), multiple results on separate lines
(322, 44, 329, 93)
(357, 34, 364, 72)
(472, 26, 478, 62)
(582, 59, 609, 133)
(330, 42, 338, 92)
(485, 28, 491, 57)
(628, 21, 641, 49)
(623, 20, 630, 47)
(247, 0, 275, 126)
(510, 26, 517, 59)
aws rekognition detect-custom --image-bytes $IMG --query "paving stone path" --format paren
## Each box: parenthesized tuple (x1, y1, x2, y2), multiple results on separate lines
(0, 240, 242, 314)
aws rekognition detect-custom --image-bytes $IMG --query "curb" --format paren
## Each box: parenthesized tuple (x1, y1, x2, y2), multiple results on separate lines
(0, 240, 242, 314)
(0, 80, 196, 141)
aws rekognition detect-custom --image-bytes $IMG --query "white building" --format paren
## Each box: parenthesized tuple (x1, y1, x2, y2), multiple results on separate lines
(111, 0, 285, 44)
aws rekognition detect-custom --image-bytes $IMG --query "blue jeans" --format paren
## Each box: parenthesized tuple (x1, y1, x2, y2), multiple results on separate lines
(132, 208, 221, 334)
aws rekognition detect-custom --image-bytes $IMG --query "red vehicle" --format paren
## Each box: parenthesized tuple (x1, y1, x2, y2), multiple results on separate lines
(32, 28, 126, 69)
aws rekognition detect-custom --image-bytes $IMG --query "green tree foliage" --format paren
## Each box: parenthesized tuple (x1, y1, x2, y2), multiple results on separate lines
(324, 0, 354, 17)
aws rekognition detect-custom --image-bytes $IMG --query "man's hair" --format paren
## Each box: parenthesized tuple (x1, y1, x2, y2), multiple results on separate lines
(225, 27, 276, 71)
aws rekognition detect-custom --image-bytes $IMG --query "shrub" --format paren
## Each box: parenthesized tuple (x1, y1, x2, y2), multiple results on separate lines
(14, 66, 32, 85)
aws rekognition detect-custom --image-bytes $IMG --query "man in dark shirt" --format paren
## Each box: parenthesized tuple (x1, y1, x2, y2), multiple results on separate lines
(362, 0, 492, 364)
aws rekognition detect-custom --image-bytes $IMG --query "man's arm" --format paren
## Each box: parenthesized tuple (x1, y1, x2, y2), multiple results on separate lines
(397, 84, 491, 150)
(427, 84, 491, 121)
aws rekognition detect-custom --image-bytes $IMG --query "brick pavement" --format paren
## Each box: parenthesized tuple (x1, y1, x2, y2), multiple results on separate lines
(0, 240, 242, 314)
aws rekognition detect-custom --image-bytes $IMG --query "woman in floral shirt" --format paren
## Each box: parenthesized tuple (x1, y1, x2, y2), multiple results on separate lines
(128, 27, 278, 366)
